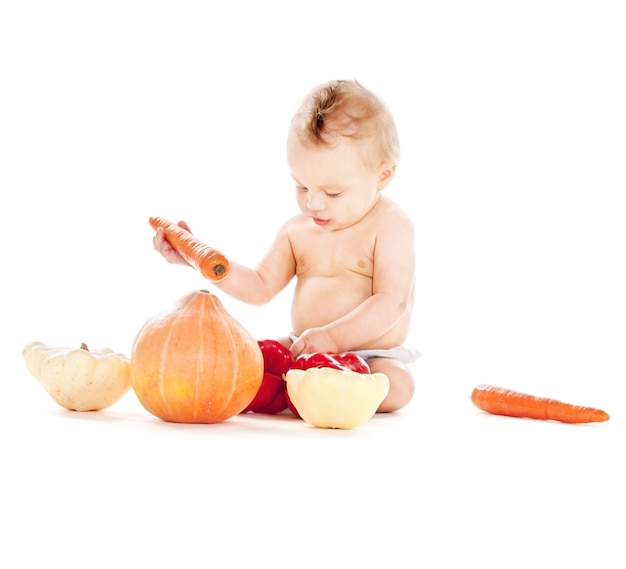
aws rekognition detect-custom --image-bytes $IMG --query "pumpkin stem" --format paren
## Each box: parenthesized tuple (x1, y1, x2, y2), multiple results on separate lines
(80, 342, 89, 351)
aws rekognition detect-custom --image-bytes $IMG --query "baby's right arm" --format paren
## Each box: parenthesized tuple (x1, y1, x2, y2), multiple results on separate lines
(215, 220, 297, 305)
(153, 218, 297, 306)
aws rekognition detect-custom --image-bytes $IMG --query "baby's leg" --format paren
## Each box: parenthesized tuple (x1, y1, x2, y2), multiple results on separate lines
(367, 358, 415, 413)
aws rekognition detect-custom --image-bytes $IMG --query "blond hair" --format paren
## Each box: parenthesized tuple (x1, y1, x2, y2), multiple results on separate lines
(290, 79, 400, 166)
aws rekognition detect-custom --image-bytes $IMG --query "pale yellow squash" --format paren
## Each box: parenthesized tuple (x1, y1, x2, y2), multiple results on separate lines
(284, 367, 390, 429)
(23, 341, 131, 411)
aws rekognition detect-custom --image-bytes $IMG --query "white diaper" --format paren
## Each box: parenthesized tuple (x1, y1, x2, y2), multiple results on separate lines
(289, 333, 421, 364)
(350, 346, 421, 364)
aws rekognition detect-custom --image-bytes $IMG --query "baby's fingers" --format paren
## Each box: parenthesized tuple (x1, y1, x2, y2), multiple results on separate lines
(290, 338, 305, 359)
(152, 227, 166, 251)
(153, 228, 187, 265)
(177, 220, 192, 233)
(290, 329, 331, 357)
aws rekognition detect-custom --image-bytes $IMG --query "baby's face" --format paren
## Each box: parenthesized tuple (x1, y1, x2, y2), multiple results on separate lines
(287, 131, 391, 231)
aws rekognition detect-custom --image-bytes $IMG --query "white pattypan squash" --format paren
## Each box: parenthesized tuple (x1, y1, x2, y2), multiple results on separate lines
(23, 341, 131, 411)
(284, 367, 390, 429)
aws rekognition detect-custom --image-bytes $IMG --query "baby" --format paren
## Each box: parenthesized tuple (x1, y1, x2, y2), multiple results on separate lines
(153, 79, 418, 412)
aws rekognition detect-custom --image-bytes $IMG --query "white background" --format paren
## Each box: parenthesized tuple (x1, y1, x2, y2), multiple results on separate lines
(2, 1, 624, 568)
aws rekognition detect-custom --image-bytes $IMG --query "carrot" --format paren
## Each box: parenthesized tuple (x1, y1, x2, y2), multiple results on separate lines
(149, 216, 230, 281)
(470, 384, 610, 424)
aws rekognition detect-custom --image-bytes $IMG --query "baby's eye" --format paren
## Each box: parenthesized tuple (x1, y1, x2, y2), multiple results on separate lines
(325, 191, 342, 198)
(296, 185, 308, 192)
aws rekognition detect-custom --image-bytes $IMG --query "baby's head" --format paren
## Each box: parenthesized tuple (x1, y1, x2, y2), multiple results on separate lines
(289, 80, 400, 169)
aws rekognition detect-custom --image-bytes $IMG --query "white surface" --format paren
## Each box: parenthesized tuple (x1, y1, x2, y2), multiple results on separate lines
(3, 363, 622, 568)
(2, 2, 624, 567)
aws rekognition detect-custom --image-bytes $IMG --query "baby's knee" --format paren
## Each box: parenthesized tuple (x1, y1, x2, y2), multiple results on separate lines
(368, 358, 415, 413)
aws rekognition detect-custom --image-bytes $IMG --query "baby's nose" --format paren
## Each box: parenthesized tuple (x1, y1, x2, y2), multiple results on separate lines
(307, 193, 326, 211)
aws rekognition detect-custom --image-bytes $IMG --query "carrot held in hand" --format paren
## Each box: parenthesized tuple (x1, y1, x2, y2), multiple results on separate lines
(149, 216, 230, 281)
(470, 384, 610, 424)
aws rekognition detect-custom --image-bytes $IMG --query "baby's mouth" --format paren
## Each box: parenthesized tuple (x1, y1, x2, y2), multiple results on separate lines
(312, 217, 330, 226)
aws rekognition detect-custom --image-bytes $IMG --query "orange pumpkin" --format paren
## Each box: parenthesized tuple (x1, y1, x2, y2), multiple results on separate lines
(131, 289, 263, 423)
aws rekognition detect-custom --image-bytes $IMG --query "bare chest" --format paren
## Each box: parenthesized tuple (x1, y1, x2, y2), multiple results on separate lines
(293, 227, 375, 278)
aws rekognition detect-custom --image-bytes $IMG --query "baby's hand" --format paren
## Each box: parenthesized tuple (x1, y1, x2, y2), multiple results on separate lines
(290, 328, 338, 358)
(153, 220, 192, 266)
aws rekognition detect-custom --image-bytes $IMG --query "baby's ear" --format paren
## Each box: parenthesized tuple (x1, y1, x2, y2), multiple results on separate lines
(377, 161, 396, 190)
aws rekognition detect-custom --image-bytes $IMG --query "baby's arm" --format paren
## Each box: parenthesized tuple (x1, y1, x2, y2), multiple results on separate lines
(214, 226, 296, 304)
(153, 219, 296, 305)
(291, 211, 415, 356)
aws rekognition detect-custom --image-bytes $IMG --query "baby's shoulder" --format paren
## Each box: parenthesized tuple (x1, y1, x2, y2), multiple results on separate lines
(276, 213, 312, 242)
(374, 196, 413, 228)
(281, 213, 310, 232)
